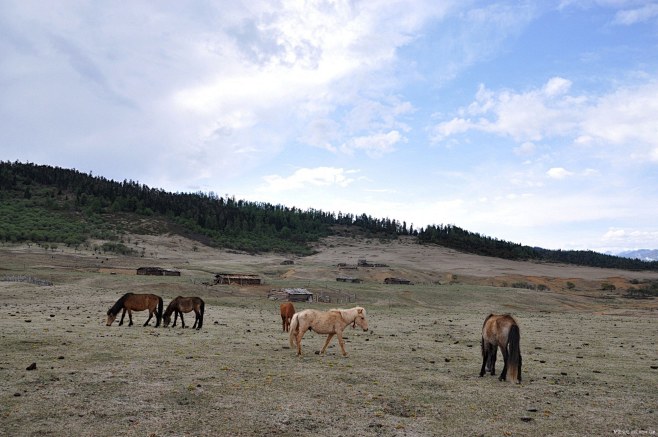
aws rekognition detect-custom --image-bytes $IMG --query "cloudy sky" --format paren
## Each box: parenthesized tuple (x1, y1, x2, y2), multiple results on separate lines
(2, 1, 658, 253)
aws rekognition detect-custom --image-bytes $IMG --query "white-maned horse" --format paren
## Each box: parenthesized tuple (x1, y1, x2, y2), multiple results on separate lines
(289, 306, 368, 356)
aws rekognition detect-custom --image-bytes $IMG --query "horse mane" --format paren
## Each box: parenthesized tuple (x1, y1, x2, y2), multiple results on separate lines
(107, 292, 133, 316)
(163, 297, 180, 317)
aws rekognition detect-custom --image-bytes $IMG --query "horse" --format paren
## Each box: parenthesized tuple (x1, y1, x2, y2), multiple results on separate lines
(106, 293, 163, 327)
(289, 306, 368, 357)
(162, 296, 205, 330)
(479, 313, 522, 383)
(280, 302, 296, 332)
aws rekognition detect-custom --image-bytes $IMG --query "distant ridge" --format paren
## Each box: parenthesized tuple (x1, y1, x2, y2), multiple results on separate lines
(617, 249, 658, 262)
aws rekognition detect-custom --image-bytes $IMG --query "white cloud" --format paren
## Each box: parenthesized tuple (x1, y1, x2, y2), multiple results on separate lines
(433, 77, 658, 165)
(547, 167, 573, 179)
(259, 167, 357, 193)
(543, 76, 572, 97)
(602, 227, 658, 248)
(614, 3, 658, 24)
(339, 130, 403, 157)
(514, 141, 536, 156)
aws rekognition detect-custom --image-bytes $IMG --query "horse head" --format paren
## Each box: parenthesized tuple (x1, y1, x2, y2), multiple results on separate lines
(354, 307, 368, 332)
(106, 311, 117, 326)
(162, 314, 171, 327)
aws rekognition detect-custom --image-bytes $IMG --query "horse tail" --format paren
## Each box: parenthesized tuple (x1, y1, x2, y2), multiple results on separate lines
(506, 324, 522, 383)
(156, 296, 164, 327)
(289, 312, 299, 348)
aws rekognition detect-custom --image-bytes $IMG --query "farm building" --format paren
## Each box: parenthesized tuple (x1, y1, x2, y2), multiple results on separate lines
(358, 259, 389, 268)
(213, 273, 261, 285)
(267, 288, 313, 302)
(136, 267, 181, 276)
(337, 263, 358, 270)
(384, 277, 413, 285)
(336, 276, 361, 283)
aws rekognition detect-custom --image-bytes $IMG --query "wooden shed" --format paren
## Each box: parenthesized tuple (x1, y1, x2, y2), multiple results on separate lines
(137, 267, 181, 276)
(213, 273, 261, 285)
(384, 277, 413, 285)
(336, 276, 362, 283)
(267, 288, 314, 302)
(284, 288, 314, 302)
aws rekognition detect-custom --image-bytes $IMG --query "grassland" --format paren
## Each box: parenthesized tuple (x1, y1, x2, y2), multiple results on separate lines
(1, 235, 657, 436)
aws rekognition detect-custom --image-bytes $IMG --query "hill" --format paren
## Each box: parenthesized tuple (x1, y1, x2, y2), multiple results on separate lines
(2, 160, 657, 272)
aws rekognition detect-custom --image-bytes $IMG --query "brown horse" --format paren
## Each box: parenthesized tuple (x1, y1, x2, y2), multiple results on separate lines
(162, 296, 205, 330)
(289, 306, 368, 356)
(280, 302, 296, 332)
(106, 293, 163, 327)
(480, 314, 522, 383)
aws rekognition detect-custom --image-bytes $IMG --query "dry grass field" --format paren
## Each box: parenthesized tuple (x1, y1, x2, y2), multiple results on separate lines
(1, 234, 657, 436)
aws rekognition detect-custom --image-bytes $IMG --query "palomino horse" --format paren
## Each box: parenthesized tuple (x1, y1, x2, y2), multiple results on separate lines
(479, 314, 522, 383)
(163, 296, 205, 330)
(289, 307, 368, 356)
(280, 302, 296, 332)
(106, 293, 163, 327)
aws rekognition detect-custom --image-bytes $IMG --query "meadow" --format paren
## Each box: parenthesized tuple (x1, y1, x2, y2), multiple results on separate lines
(1, 235, 657, 436)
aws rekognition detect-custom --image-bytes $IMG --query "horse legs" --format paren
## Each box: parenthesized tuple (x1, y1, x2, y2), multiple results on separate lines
(337, 333, 348, 357)
(192, 310, 202, 330)
(320, 333, 335, 354)
(498, 345, 509, 382)
(119, 308, 127, 326)
(179, 311, 186, 328)
(486, 344, 497, 375)
(282, 316, 287, 332)
(144, 310, 154, 327)
(127, 309, 134, 327)
(196, 307, 204, 331)
(480, 339, 493, 377)
(172, 311, 178, 327)
(295, 331, 306, 356)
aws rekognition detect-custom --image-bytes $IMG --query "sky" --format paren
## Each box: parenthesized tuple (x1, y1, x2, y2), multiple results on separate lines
(2, 1, 658, 253)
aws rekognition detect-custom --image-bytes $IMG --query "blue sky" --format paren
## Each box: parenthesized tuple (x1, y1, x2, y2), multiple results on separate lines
(2, 1, 658, 253)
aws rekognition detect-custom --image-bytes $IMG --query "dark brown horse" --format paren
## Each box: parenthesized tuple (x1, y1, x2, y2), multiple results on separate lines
(106, 293, 163, 327)
(280, 302, 296, 332)
(163, 296, 205, 330)
(480, 314, 522, 383)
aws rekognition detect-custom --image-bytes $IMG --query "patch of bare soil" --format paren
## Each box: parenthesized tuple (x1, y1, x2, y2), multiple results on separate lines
(1, 235, 657, 436)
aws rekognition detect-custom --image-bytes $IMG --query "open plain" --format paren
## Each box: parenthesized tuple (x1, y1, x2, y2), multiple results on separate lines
(1, 233, 657, 436)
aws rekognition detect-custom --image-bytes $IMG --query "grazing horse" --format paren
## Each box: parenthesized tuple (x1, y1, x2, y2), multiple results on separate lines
(289, 306, 368, 357)
(106, 293, 163, 327)
(280, 302, 296, 332)
(479, 314, 522, 383)
(163, 296, 205, 330)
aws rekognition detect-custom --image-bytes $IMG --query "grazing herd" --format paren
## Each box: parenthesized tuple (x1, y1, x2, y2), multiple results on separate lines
(106, 293, 522, 383)
(106, 292, 204, 331)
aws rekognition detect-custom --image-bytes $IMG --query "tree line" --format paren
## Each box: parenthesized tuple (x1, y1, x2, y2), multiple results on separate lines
(1, 161, 656, 270)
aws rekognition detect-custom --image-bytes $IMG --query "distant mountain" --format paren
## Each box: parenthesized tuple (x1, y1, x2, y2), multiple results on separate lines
(617, 249, 658, 262)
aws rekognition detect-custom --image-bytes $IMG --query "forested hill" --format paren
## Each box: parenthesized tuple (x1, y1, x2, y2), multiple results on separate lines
(1, 161, 657, 271)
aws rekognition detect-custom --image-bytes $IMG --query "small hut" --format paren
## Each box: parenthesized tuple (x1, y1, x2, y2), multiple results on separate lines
(137, 267, 181, 276)
(284, 288, 314, 302)
(336, 276, 362, 283)
(384, 277, 413, 285)
(213, 273, 261, 285)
